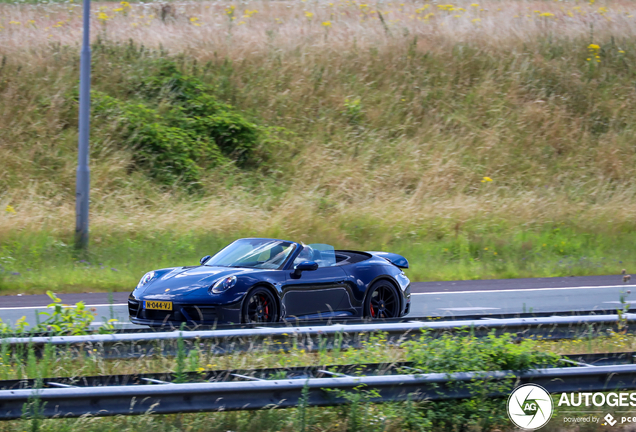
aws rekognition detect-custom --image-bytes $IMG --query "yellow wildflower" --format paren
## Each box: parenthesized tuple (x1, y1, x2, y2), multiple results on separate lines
(5, 205, 16, 214)
(305, 11, 314, 19)
(322, 21, 332, 27)
(481, 176, 493, 182)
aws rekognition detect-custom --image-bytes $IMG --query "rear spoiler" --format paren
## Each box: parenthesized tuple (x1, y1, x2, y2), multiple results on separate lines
(366, 251, 409, 269)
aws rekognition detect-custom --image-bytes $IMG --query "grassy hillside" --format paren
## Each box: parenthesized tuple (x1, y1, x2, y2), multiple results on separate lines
(1, 0, 636, 293)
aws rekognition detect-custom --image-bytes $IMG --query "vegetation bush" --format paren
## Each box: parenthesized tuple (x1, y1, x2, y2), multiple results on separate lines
(0, 291, 115, 336)
(400, 330, 561, 431)
(90, 54, 273, 187)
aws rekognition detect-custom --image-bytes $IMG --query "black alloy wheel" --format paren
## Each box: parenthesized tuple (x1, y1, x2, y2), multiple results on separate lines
(365, 281, 400, 319)
(243, 287, 278, 323)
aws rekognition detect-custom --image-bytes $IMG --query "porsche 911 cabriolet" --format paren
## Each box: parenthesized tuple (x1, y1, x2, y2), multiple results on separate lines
(128, 238, 411, 326)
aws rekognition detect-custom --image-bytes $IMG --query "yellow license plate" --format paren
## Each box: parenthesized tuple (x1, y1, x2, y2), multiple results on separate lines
(144, 301, 173, 311)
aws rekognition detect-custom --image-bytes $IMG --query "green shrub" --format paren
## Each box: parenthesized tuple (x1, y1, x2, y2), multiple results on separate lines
(0, 291, 116, 336)
(403, 330, 561, 431)
(91, 58, 271, 188)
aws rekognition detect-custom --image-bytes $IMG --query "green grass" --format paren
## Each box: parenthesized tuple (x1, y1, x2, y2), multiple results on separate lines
(0, 225, 634, 294)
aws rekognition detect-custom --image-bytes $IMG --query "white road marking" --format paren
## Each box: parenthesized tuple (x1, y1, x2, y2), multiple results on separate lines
(0, 303, 127, 311)
(90, 322, 129, 325)
(438, 307, 501, 311)
(410, 284, 636, 296)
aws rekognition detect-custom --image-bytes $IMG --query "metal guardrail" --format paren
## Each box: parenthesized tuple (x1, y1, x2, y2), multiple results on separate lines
(15, 308, 632, 339)
(5, 312, 636, 359)
(2, 351, 635, 391)
(0, 361, 404, 390)
(4, 363, 636, 419)
(110, 307, 636, 333)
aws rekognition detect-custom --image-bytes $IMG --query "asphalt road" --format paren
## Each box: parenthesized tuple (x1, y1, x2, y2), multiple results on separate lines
(0, 275, 633, 329)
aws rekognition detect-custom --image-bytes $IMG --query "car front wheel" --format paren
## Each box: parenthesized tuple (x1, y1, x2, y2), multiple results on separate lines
(243, 287, 278, 323)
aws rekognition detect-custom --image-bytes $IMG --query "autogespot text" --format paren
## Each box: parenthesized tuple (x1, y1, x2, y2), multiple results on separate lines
(558, 393, 636, 427)
(559, 392, 636, 407)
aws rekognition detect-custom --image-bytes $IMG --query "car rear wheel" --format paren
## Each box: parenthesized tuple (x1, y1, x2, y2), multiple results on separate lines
(364, 280, 400, 319)
(243, 287, 278, 323)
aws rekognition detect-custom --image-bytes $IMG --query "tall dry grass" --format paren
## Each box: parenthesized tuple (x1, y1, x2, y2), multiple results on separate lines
(1, 0, 636, 243)
(1, 0, 635, 55)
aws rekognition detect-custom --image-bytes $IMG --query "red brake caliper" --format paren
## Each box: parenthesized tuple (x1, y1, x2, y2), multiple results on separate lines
(370, 304, 375, 318)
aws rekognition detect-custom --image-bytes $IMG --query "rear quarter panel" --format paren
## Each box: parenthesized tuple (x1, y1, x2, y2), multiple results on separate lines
(341, 256, 409, 314)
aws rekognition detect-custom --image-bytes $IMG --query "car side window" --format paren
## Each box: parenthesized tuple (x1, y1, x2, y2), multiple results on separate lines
(293, 246, 315, 267)
(293, 244, 336, 268)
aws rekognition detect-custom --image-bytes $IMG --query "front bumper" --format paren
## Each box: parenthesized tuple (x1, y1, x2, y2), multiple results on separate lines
(128, 298, 242, 327)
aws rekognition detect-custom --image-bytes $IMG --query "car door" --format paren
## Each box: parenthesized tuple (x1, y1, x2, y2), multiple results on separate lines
(281, 266, 349, 318)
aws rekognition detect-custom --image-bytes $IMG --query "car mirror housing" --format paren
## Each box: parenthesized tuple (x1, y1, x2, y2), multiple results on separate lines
(200, 255, 211, 265)
(293, 260, 318, 277)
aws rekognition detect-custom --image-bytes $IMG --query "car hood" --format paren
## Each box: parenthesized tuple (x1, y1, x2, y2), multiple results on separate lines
(136, 266, 262, 298)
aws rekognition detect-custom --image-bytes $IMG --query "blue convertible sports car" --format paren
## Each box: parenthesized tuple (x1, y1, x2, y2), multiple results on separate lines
(128, 238, 411, 326)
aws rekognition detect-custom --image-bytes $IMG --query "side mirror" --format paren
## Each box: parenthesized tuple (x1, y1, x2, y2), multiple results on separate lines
(293, 261, 318, 277)
(200, 255, 211, 265)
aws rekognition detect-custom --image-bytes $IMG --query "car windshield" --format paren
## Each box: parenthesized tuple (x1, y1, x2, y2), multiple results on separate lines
(205, 239, 296, 269)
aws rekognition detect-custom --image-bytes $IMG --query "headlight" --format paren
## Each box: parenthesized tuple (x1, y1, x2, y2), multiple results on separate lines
(210, 275, 237, 294)
(137, 271, 155, 289)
